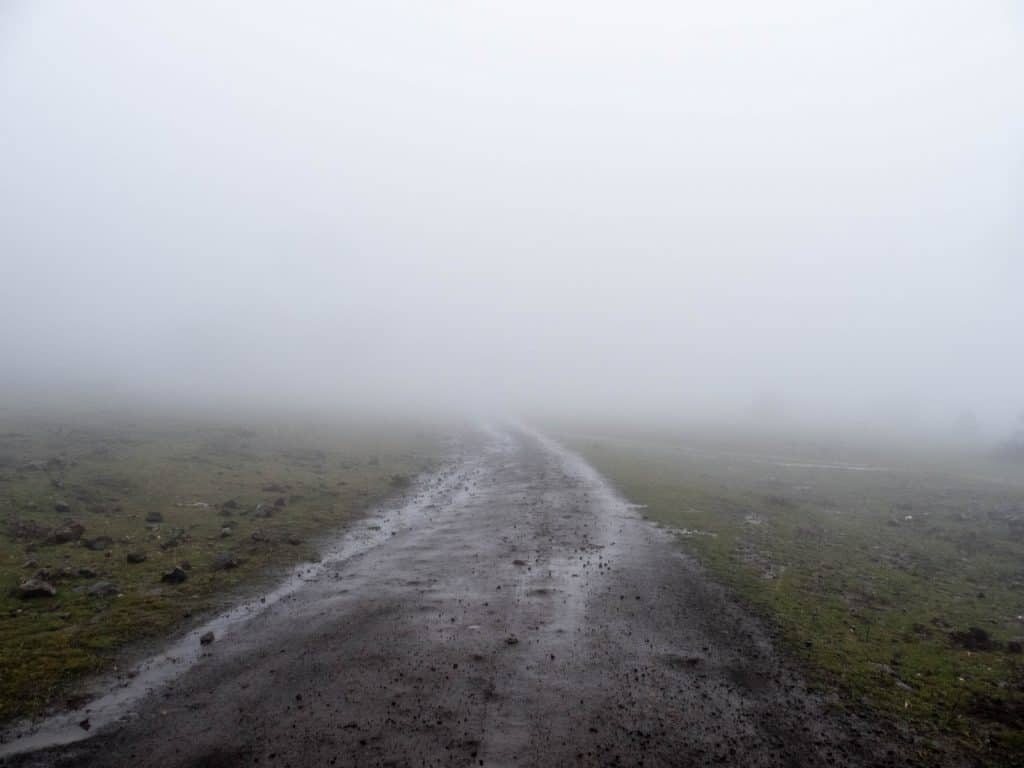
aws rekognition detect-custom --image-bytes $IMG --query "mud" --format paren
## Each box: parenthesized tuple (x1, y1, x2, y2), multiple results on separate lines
(1, 429, 954, 766)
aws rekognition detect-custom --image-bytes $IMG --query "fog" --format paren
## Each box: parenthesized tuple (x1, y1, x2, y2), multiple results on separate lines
(2, 2, 1022, 437)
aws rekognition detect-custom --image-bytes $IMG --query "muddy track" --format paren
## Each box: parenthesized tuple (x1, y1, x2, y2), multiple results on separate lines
(1, 429, 951, 767)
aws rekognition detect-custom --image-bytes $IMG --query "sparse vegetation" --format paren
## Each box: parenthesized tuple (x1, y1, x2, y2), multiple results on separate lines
(568, 429, 1024, 765)
(0, 412, 442, 723)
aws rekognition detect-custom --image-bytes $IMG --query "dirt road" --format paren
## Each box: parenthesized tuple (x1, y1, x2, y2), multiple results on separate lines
(2, 429, 939, 767)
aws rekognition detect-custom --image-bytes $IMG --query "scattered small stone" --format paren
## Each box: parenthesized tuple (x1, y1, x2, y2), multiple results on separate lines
(1008, 641, 1023, 655)
(212, 553, 239, 571)
(251, 530, 269, 543)
(512, 559, 527, 566)
(83, 536, 113, 551)
(159, 529, 188, 550)
(505, 635, 519, 646)
(77, 567, 97, 578)
(287, 536, 302, 546)
(199, 631, 215, 646)
(54, 501, 71, 514)
(126, 551, 147, 564)
(88, 580, 119, 597)
(273, 497, 287, 508)
(22, 559, 38, 569)
(145, 511, 164, 524)
(16, 579, 56, 598)
(220, 526, 232, 538)
(160, 567, 188, 585)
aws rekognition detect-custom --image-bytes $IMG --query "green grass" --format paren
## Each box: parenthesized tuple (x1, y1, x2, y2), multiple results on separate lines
(0, 411, 443, 723)
(565, 428, 1024, 765)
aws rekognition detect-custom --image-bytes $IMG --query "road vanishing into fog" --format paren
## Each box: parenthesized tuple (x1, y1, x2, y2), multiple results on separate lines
(3, 429, 937, 767)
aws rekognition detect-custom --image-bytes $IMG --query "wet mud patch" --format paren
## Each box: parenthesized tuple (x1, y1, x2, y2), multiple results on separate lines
(725, 664, 771, 694)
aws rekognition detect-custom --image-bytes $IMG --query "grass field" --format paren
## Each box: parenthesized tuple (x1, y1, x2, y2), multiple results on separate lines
(565, 426, 1024, 764)
(0, 409, 444, 724)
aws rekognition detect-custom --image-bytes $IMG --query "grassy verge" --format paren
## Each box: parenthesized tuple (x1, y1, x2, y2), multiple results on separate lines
(565, 428, 1024, 765)
(0, 410, 443, 723)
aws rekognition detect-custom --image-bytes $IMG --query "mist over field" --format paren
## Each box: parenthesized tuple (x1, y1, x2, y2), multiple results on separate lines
(2, 2, 1022, 438)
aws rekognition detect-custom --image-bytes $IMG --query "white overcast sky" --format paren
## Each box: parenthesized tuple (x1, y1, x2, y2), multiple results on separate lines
(1, 2, 1022, 430)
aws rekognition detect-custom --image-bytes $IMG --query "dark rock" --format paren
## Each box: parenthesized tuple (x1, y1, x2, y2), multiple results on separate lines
(222, 499, 239, 510)
(505, 635, 519, 646)
(16, 578, 56, 598)
(950, 626, 999, 651)
(88, 580, 119, 597)
(251, 530, 269, 543)
(220, 526, 232, 538)
(22, 559, 38, 569)
(83, 536, 113, 551)
(273, 497, 286, 508)
(199, 631, 215, 645)
(49, 520, 85, 544)
(160, 567, 188, 584)
(145, 511, 164, 523)
(389, 474, 411, 489)
(78, 567, 97, 578)
(287, 536, 302, 546)
(126, 551, 147, 564)
(261, 483, 288, 493)
(54, 501, 71, 514)
(1008, 640, 1023, 655)
(512, 559, 527, 566)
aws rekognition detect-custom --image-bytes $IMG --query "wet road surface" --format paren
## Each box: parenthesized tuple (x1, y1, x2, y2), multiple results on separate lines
(2, 429, 940, 767)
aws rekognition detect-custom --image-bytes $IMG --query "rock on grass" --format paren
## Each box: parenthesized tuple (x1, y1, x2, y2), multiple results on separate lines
(16, 579, 56, 598)
(160, 567, 188, 584)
